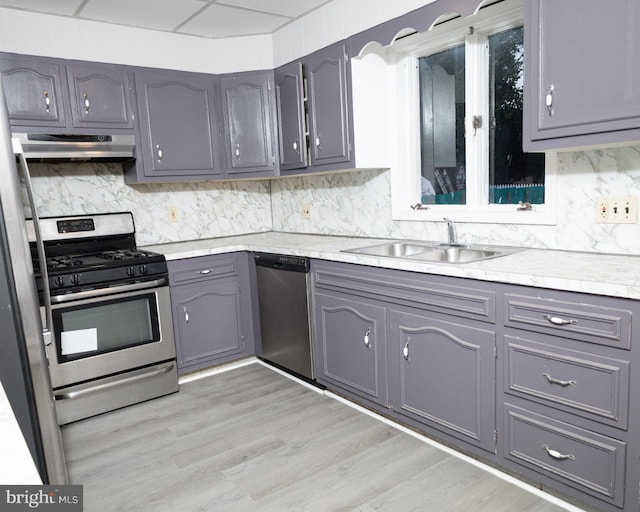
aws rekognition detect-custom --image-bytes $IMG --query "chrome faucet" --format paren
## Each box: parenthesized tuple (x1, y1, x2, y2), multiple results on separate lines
(443, 217, 457, 245)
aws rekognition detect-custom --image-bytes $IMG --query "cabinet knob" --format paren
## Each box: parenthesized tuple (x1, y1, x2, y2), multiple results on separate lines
(402, 341, 410, 360)
(156, 144, 163, 162)
(235, 143, 241, 160)
(363, 328, 371, 348)
(315, 136, 321, 149)
(545, 84, 555, 116)
(183, 306, 189, 324)
(292, 140, 299, 153)
(83, 93, 90, 114)
(43, 91, 50, 113)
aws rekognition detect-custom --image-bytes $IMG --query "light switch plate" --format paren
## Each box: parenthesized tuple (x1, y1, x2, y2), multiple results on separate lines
(596, 196, 637, 224)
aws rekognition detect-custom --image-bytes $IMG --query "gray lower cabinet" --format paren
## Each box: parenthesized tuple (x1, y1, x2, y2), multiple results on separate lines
(312, 259, 640, 512)
(388, 309, 496, 453)
(499, 287, 639, 512)
(313, 291, 389, 407)
(168, 253, 254, 374)
(219, 70, 277, 178)
(311, 260, 497, 453)
(126, 69, 223, 183)
(524, 0, 640, 151)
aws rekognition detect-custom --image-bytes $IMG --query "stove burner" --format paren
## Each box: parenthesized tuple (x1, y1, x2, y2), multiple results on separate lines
(47, 256, 84, 270)
(97, 250, 154, 261)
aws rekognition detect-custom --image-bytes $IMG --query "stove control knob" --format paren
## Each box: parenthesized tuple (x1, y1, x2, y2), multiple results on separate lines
(54, 276, 65, 287)
(70, 274, 81, 285)
(139, 265, 148, 275)
(127, 266, 136, 277)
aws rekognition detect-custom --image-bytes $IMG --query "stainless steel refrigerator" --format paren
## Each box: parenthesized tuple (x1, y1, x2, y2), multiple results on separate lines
(0, 74, 68, 484)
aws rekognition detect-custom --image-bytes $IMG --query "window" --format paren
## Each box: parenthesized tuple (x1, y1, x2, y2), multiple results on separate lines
(391, 0, 556, 224)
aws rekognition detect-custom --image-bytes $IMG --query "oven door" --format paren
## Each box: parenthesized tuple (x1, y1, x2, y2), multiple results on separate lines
(45, 279, 176, 390)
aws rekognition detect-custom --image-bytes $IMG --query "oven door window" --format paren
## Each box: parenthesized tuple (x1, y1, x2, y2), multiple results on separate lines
(53, 293, 160, 363)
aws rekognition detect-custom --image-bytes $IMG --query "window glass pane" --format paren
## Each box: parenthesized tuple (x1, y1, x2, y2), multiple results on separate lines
(489, 27, 545, 204)
(419, 45, 466, 205)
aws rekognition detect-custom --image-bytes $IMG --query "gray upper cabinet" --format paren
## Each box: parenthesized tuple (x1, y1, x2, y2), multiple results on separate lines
(0, 54, 67, 129)
(65, 62, 133, 130)
(276, 41, 353, 175)
(128, 69, 222, 182)
(219, 70, 277, 178)
(306, 41, 352, 168)
(274, 61, 307, 170)
(524, 0, 640, 151)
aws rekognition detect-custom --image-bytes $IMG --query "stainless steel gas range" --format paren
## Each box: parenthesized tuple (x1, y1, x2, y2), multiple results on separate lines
(29, 212, 178, 425)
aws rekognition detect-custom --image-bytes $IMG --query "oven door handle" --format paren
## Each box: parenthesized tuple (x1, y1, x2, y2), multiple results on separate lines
(54, 362, 176, 400)
(51, 277, 168, 304)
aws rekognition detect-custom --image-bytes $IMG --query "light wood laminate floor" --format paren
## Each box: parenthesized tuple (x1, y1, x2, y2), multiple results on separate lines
(62, 363, 576, 512)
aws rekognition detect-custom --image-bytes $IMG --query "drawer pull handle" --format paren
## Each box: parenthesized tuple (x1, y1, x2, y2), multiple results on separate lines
(198, 269, 212, 275)
(44, 90, 51, 112)
(543, 372, 576, 387)
(543, 314, 577, 326)
(402, 341, 410, 360)
(364, 328, 371, 348)
(543, 444, 575, 461)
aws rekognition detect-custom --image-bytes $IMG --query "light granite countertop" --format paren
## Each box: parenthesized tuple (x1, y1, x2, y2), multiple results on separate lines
(143, 231, 640, 300)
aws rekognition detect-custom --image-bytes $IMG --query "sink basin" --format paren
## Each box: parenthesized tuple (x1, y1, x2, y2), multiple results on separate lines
(343, 241, 521, 264)
(411, 246, 500, 263)
(345, 241, 433, 258)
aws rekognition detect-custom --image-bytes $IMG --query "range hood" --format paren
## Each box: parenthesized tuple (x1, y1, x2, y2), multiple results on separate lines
(12, 133, 135, 162)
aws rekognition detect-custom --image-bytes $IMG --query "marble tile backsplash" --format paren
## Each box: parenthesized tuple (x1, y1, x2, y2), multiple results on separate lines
(27, 162, 273, 246)
(26, 145, 640, 255)
(271, 146, 640, 255)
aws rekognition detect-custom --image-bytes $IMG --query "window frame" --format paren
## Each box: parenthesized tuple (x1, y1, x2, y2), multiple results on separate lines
(389, 0, 557, 225)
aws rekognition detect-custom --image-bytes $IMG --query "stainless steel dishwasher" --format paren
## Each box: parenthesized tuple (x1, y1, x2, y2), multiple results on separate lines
(254, 253, 314, 381)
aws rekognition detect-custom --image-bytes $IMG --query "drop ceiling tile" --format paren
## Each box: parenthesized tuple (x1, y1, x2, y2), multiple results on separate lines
(0, 0, 83, 16)
(79, 0, 204, 32)
(177, 4, 288, 38)
(217, 0, 331, 19)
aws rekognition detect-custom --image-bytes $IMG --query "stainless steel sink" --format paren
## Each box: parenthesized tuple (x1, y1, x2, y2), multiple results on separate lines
(345, 241, 433, 258)
(343, 241, 521, 264)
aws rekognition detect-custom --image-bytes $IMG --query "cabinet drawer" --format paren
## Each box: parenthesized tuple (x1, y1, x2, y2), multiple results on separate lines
(504, 293, 632, 349)
(504, 404, 626, 507)
(504, 336, 629, 429)
(168, 254, 237, 285)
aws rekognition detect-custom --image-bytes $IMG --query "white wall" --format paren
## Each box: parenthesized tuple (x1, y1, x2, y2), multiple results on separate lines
(0, 8, 273, 73)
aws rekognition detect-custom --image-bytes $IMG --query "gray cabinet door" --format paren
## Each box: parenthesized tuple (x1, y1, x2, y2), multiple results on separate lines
(275, 61, 307, 170)
(524, 0, 640, 149)
(314, 292, 388, 407)
(66, 63, 133, 130)
(220, 70, 277, 177)
(133, 69, 222, 179)
(171, 279, 244, 371)
(0, 54, 67, 128)
(389, 309, 496, 453)
(306, 42, 351, 167)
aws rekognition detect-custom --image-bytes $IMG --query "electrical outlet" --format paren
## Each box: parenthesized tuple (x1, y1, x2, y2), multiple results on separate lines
(302, 203, 312, 219)
(167, 206, 179, 223)
(596, 196, 637, 224)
